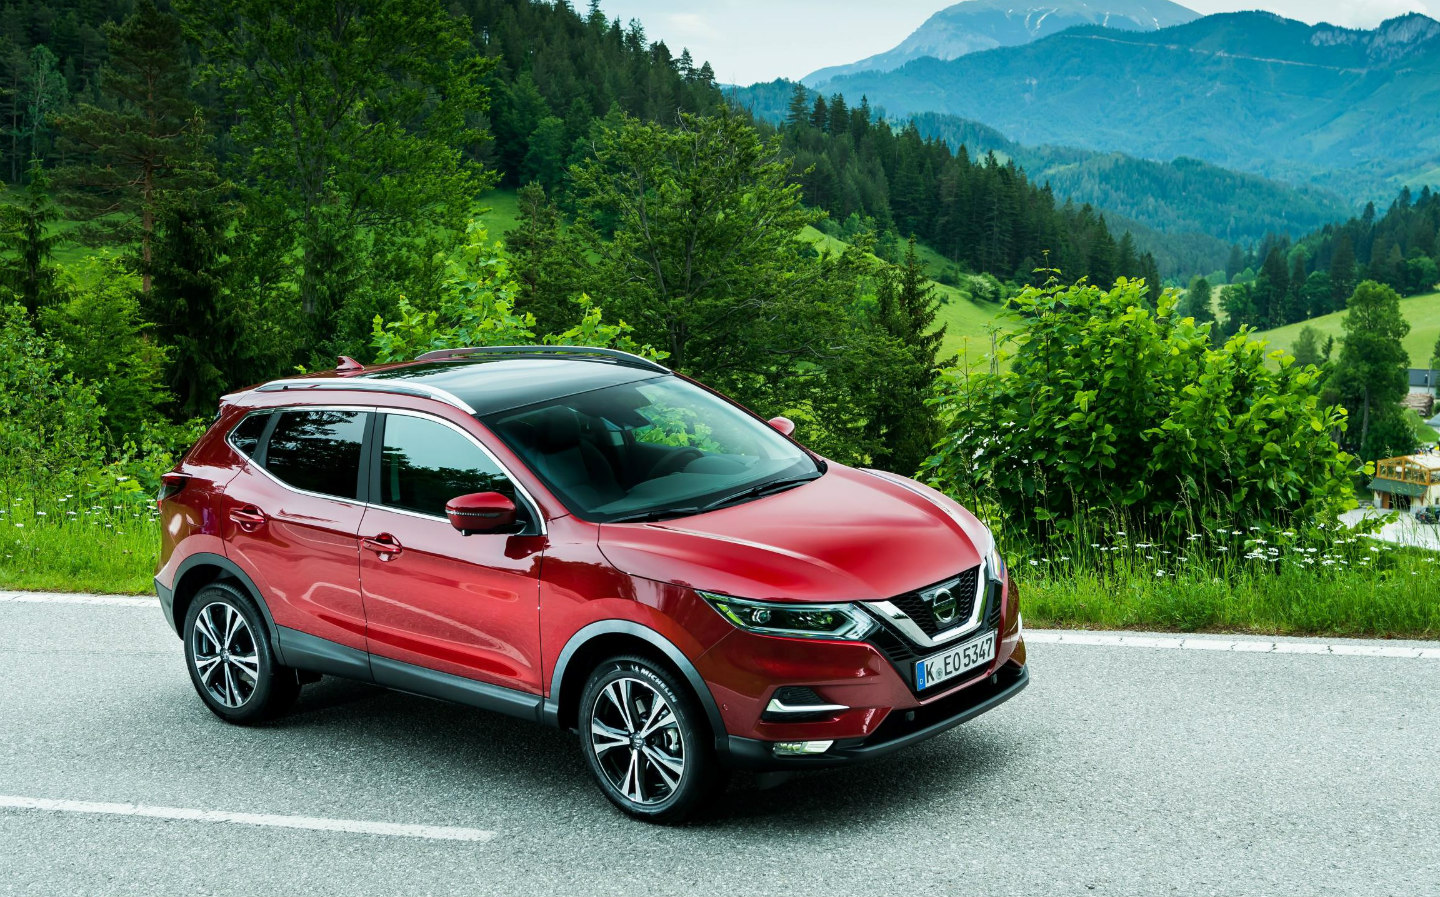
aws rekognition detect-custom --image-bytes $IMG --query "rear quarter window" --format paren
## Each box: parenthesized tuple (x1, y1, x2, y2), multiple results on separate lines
(262, 410, 368, 500)
(227, 412, 272, 458)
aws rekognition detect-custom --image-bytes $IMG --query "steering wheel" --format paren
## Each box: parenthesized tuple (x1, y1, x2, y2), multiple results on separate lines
(651, 447, 705, 478)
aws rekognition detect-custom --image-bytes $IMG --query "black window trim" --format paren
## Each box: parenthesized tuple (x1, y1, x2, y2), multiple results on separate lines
(225, 409, 277, 463)
(367, 408, 546, 537)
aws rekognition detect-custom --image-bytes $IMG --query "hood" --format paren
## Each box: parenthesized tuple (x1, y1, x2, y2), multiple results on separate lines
(597, 465, 989, 603)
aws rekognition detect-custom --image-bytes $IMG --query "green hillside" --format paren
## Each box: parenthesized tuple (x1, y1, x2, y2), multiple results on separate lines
(1256, 290, 1440, 368)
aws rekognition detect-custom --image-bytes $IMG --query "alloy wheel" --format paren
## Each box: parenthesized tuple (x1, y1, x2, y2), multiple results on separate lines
(190, 601, 259, 709)
(588, 676, 686, 806)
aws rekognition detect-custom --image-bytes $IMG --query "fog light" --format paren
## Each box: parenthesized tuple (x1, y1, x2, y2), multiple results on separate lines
(773, 740, 834, 756)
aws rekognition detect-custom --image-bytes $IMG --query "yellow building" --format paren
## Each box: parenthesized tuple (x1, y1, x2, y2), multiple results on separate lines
(1370, 454, 1440, 510)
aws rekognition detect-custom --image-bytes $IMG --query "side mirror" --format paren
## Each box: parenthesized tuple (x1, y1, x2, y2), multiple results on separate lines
(446, 492, 518, 535)
(767, 416, 796, 437)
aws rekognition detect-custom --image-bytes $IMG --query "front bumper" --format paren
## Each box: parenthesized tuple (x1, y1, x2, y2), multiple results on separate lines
(719, 661, 1028, 769)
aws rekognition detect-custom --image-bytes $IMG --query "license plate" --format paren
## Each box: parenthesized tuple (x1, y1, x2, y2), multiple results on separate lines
(915, 631, 996, 690)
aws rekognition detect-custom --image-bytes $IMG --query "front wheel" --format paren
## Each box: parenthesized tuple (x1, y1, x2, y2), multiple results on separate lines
(182, 582, 299, 724)
(578, 655, 726, 823)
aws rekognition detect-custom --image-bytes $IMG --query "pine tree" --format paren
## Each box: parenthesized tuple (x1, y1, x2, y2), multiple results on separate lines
(0, 157, 62, 314)
(142, 192, 252, 417)
(1178, 275, 1214, 325)
(53, 0, 207, 292)
(507, 182, 583, 335)
(808, 95, 828, 130)
(865, 237, 947, 475)
(1139, 251, 1162, 303)
(785, 82, 810, 127)
(1330, 232, 1357, 309)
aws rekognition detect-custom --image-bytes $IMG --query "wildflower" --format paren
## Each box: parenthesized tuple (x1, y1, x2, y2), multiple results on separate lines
(1369, 547, 1380, 554)
(12, 523, 22, 528)
(1115, 531, 1127, 537)
(1028, 559, 1038, 566)
(1217, 546, 1229, 552)
(1155, 570, 1165, 577)
(34, 511, 46, 517)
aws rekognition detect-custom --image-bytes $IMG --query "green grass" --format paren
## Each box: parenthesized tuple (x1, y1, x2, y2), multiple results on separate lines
(1012, 531, 1440, 638)
(1256, 289, 1440, 367)
(797, 225, 1006, 359)
(475, 188, 522, 236)
(0, 492, 159, 595)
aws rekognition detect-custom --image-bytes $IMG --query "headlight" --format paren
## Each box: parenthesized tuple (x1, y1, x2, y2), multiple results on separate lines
(700, 592, 876, 640)
(985, 538, 1006, 584)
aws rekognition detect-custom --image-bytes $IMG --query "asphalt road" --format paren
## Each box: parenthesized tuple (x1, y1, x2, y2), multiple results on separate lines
(2, 595, 1439, 896)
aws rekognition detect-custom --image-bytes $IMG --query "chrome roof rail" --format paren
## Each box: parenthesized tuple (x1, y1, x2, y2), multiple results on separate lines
(253, 379, 477, 414)
(413, 345, 670, 374)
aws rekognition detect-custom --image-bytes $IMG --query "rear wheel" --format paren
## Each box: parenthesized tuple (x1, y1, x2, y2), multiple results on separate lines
(578, 655, 726, 823)
(182, 582, 299, 724)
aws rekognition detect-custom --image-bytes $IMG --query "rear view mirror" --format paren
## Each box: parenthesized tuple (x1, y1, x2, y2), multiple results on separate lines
(768, 416, 796, 437)
(446, 492, 518, 535)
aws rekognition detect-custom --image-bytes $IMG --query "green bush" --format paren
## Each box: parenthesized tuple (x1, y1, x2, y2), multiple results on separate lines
(924, 275, 1359, 542)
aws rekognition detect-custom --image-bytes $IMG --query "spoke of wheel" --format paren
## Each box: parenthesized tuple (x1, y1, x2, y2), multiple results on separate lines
(223, 664, 239, 707)
(221, 606, 242, 651)
(622, 748, 643, 803)
(642, 745, 683, 791)
(639, 703, 674, 738)
(604, 681, 636, 732)
(193, 654, 222, 678)
(196, 608, 223, 652)
(590, 719, 630, 756)
(229, 653, 259, 682)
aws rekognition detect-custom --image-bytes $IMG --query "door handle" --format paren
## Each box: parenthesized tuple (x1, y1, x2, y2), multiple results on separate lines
(228, 505, 267, 532)
(362, 533, 403, 560)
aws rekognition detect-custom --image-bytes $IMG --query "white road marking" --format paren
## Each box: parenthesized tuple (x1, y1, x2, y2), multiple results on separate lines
(1026, 630, 1440, 659)
(0, 795, 496, 842)
(0, 593, 154, 607)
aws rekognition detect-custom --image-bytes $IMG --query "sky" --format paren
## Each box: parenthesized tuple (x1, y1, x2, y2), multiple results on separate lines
(594, 0, 1437, 85)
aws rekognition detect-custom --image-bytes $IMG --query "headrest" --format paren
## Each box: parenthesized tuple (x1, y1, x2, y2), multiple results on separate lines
(532, 408, 580, 454)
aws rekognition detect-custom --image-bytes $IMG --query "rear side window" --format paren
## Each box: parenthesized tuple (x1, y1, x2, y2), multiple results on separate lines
(227, 412, 271, 458)
(264, 410, 367, 500)
(378, 414, 515, 517)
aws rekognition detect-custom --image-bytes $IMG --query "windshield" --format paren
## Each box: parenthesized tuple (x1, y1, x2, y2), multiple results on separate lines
(482, 377, 821, 522)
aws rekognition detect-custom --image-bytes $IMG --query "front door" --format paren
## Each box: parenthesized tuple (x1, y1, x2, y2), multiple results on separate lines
(358, 411, 546, 693)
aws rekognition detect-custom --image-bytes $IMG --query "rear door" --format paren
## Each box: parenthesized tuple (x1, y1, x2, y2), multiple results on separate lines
(357, 411, 546, 694)
(219, 407, 372, 653)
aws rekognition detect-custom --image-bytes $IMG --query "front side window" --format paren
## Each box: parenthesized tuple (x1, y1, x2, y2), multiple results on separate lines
(484, 377, 821, 522)
(263, 410, 367, 500)
(378, 414, 515, 517)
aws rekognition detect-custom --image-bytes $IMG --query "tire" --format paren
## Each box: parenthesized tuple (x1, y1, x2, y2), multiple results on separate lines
(182, 582, 299, 724)
(578, 655, 727, 824)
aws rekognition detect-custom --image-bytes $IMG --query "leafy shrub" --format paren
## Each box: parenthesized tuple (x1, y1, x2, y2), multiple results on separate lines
(924, 276, 1359, 542)
(0, 302, 106, 482)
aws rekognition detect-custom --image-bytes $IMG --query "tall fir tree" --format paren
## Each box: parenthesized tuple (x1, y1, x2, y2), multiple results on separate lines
(1324, 280, 1413, 461)
(53, 0, 208, 293)
(865, 237, 948, 475)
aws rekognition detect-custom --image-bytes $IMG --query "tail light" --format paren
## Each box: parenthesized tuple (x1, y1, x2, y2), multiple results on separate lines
(157, 473, 189, 508)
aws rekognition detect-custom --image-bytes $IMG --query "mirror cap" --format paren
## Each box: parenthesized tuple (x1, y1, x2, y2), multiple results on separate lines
(445, 491, 517, 534)
(768, 416, 796, 437)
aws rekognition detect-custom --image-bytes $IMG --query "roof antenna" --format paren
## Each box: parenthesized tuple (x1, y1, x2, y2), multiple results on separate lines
(336, 356, 365, 374)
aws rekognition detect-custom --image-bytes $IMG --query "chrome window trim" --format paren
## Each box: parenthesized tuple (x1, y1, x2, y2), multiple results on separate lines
(373, 407, 547, 537)
(225, 409, 274, 462)
(255, 378, 477, 414)
(865, 560, 991, 649)
(235, 406, 375, 508)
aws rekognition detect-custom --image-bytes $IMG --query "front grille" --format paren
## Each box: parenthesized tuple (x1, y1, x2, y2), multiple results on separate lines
(888, 565, 980, 637)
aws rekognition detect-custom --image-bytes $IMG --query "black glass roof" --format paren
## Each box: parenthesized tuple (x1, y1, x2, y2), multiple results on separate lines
(357, 358, 666, 415)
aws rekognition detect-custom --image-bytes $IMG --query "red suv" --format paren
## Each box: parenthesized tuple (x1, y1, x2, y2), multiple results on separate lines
(155, 347, 1027, 822)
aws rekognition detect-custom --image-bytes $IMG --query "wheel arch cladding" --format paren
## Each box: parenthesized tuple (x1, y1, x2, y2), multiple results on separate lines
(547, 622, 727, 741)
(170, 553, 285, 662)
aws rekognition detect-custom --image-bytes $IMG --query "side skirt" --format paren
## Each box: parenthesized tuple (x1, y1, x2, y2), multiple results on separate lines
(275, 627, 545, 724)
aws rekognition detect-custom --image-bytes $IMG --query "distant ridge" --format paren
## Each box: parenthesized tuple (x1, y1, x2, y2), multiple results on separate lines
(805, 11, 1440, 199)
(805, 0, 1199, 85)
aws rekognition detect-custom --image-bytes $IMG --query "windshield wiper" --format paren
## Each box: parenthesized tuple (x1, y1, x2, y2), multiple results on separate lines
(603, 507, 703, 524)
(701, 473, 822, 513)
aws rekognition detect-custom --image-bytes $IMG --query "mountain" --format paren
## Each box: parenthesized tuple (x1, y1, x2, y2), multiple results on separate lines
(805, 0, 1199, 84)
(727, 81, 1352, 248)
(807, 11, 1440, 200)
